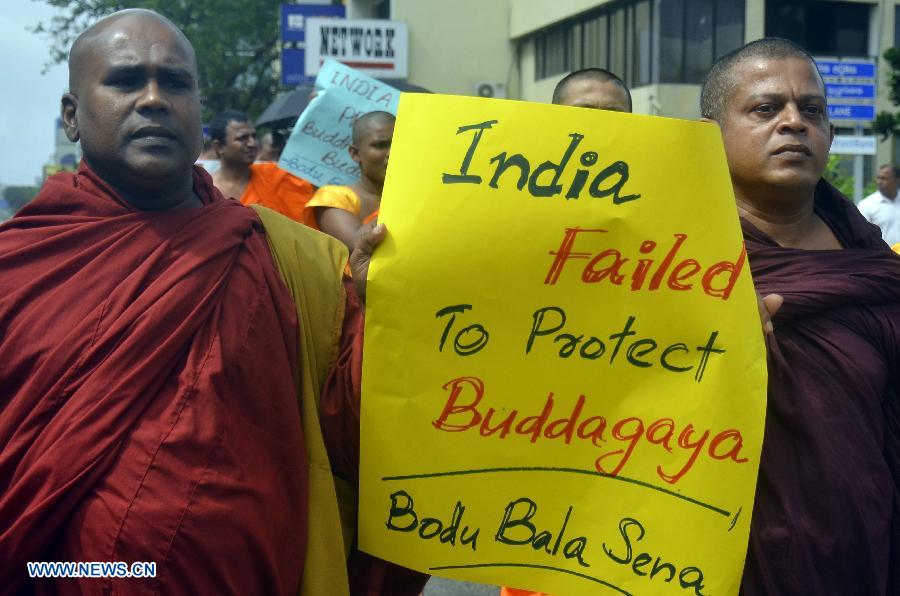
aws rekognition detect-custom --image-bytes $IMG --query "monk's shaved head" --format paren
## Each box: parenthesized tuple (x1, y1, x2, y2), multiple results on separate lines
(352, 111, 395, 145)
(700, 37, 823, 121)
(68, 9, 196, 95)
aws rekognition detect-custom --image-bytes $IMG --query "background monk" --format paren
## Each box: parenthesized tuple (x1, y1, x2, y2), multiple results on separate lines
(211, 109, 314, 222)
(305, 111, 394, 251)
(551, 67, 632, 112)
(0, 9, 424, 595)
(701, 38, 900, 594)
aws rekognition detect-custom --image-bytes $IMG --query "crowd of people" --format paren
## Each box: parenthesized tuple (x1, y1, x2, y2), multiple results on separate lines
(0, 7, 899, 596)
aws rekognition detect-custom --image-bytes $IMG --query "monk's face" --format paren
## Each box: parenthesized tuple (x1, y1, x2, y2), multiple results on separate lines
(63, 14, 202, 195)
(716, 57, 833, 204)
(351, 119, 393, 186)
(556, 78, 631, 112)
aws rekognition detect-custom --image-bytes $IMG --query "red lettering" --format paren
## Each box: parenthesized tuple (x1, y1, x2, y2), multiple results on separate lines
(701, 245, 746, 300)
(544, 227, 607, 285)
(657, 424, 709, 484)
(432, 376, 485, 432)
(708, 429, 749, 463)
(595, 417, 644, 476)
(582, 249, 628, 284)
(667, 259, 702, 291)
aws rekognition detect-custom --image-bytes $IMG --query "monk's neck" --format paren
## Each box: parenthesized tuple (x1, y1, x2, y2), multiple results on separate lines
(353, 176, 383, 204)
(736, 186, 840, 249)
(121, 180, 201, 210)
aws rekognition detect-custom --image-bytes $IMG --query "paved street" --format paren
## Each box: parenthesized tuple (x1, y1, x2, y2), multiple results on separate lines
(424, 577, 499, 596)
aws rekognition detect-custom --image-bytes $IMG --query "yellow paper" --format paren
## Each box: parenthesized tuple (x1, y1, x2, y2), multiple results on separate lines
(360, 94, 767, 596)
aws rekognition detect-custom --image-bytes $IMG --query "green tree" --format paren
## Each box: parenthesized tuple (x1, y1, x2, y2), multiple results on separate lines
(824, 154, 877, 199)
(873, 47, 900, 140)
(33, 0, 288, 120)
(4, 186, 40, 212)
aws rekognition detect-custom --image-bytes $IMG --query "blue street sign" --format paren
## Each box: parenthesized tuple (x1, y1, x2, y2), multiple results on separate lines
(280, 3, 345, 86)
(281, 48, 306, 87)
(828, 104, 876, 121)
(825, 82, 876, 100)
(816, 60, 876, 79)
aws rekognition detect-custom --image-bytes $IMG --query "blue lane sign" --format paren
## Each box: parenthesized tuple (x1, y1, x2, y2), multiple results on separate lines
(828, 104, 876, 121)
(816, 60, 876, 79)
(280, 3, 346, 86)
(825, 82, 876, 100)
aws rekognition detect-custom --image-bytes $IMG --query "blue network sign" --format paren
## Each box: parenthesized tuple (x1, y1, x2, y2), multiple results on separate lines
(826, 82, 876, 100)
(828, 104, 876, 121)
(816, 60, 876, 79)
(281, 3, 345, 86)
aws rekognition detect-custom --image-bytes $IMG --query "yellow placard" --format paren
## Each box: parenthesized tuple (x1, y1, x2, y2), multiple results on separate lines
(360, 94, 767, 596)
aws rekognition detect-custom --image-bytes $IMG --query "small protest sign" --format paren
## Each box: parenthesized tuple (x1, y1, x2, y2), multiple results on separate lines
(278, 59, 400, 187)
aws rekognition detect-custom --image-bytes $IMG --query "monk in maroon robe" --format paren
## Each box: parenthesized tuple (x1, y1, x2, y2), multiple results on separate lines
(702, 39, 900, 594)
(0, 9, 425, 595)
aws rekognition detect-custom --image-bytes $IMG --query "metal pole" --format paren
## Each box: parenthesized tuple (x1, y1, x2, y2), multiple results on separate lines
(854, 124, 864, 203)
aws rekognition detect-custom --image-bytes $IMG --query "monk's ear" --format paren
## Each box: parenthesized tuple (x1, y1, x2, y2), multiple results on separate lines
(61, 93, 79, 142)
(211, 139, 223, 157)
(348, 143, 361, 164)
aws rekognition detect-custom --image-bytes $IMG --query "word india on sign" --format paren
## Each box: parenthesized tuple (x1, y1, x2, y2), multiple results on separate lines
(359, 94, 767, 596)
(304, 17, 410, 78)
(278, 60, 400, 187)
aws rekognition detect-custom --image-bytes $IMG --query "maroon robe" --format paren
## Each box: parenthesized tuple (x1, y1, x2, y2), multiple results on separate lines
(741, 181, 900, 594)
(0, 164, 307, 594)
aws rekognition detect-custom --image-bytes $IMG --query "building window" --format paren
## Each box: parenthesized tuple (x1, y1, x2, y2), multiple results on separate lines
(766, 1, 870, 57)
(896, 6, 900, 48)
(536, 0, 743, 86)
(374, 0, 390, 19)
(660, 0, 745, 84)
(535, 22, 575, 79)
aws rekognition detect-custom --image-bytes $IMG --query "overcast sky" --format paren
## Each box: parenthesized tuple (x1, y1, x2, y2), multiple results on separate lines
(0, 1, 73, 187)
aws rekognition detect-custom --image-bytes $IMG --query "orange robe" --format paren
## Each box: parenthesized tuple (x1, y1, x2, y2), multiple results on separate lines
(239, 161, 315, 223)
(303, 185, 379, 230)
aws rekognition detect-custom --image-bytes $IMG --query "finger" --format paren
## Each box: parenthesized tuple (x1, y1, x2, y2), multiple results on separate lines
(348, 223, 387, 304)
(354, 223, 386, 255)
(757, 292, 783, 335)
(762, 293, 784, 318)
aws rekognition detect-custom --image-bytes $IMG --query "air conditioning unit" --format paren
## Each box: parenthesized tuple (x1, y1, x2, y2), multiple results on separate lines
(474, 81, 507, 99)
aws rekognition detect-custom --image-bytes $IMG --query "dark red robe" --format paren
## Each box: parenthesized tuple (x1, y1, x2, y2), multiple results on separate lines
(741, 181, 900, 594)
(0, 164, 310, 594)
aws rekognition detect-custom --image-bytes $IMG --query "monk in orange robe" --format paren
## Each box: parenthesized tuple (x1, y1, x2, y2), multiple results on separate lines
(210, 109, 314, 222)
(0, 10, 425, 595)
(305, 111, 393, 251)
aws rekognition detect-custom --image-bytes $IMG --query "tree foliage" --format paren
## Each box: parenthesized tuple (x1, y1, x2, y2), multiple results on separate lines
(3, 186, 41, 212)
(873, 47, 900, 140)
(32, 0, 287, 120)
(824, 154, 876, 198)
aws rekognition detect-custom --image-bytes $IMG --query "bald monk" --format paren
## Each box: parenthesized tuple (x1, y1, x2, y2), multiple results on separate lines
(305, 111, 394, 251)
(551, 67, 632, 112)
(211, 109, 314, 222)
(0, 10, 425, 595)
(700, 38, 900, 594)
(505, 40, 900, 596)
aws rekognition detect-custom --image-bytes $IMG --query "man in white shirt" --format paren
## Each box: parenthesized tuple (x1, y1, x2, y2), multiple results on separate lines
(858, 164, 900, 245)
